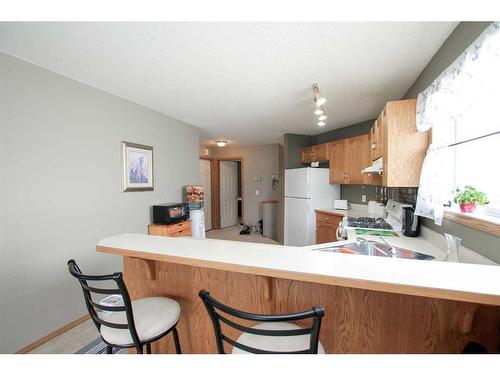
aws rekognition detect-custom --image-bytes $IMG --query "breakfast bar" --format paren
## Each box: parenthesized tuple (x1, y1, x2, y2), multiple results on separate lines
(97, 233, 500, 354)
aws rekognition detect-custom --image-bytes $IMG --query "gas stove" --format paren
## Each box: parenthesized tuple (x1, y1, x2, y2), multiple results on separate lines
(345, 216, 393, 230)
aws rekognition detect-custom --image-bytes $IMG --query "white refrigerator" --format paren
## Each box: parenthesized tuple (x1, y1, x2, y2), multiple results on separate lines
(284, 168, 340, 246)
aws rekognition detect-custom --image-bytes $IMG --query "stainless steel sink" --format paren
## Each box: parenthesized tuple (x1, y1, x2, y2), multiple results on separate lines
(312, 238, 434, 260)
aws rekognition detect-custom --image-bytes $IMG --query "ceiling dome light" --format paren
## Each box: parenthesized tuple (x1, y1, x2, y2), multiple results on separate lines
(314, 107, 324, 116)
(215, 140, 227, 147)
(318, 115, 327, 121)
(318, 121, 326, 127)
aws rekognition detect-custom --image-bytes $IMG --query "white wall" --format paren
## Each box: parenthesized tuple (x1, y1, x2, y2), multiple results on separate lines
(209, 144, 280, 226)
(0, 52, 200, 353)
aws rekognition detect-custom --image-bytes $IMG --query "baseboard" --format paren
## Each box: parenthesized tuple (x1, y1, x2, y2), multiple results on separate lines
(16, 314, 90, 354)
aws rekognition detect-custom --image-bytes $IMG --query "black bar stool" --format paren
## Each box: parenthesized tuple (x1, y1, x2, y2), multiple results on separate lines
(68, 259, 182, 354)
(199, 290, 325, 354)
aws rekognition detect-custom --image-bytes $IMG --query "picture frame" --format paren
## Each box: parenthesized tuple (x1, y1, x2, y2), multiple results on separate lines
(121, 141, 154, 192)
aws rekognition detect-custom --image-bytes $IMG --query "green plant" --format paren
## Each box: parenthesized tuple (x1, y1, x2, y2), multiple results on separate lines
(453, 185, 489, 205)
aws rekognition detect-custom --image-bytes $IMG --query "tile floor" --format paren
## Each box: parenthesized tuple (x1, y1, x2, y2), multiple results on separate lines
(205, 224, 280, 245)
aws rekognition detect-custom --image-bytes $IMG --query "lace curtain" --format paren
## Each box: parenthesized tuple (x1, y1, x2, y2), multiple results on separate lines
(415, 22, 500, 225)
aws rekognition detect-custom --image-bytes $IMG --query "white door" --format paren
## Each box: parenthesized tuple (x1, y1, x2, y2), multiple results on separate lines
(220, 161, 238, 228)
(199, 159, 212, 231)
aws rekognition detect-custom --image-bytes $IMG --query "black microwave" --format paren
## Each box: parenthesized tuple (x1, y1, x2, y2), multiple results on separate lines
(152, 202, 189, 224)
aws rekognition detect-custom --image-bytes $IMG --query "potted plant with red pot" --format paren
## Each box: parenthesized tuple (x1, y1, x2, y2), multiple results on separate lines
(453, 185, 489, 213)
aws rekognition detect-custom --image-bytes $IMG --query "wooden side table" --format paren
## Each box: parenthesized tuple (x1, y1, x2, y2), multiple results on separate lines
(148, 220, 192, 237)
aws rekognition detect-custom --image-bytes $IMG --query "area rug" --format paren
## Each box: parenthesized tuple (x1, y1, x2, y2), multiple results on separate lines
(75, 337, 128, 354)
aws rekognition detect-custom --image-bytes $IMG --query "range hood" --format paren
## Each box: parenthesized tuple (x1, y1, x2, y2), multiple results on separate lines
(361, 157, 383, 174)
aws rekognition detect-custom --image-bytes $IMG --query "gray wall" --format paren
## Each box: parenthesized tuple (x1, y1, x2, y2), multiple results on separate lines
(404, 22, 492, 99)
(402, 22, 499, 263)
(0, 52, 200, 353)
(209, 144, 281, 226)
(313, 119, 373, 144)
(283, 133, 314, 169)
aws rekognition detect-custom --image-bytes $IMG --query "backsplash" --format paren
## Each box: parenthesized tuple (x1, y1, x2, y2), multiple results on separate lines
(341, 185, 418, 206)
(389, 187, 418, 206)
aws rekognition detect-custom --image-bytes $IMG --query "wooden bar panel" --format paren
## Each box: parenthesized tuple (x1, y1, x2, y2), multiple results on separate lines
(123, 256, 500, 354)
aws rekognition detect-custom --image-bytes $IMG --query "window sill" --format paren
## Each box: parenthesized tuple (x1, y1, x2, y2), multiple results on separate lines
(444, 208, 500, 237)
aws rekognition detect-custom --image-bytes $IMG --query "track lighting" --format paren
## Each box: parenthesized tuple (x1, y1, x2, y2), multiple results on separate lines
(313, 83, 327, 106)
(313, 83, 328, 127)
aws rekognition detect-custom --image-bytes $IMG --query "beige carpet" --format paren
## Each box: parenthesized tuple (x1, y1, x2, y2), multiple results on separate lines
(29, 318, 100, 354)
(206, 225, 280, 245)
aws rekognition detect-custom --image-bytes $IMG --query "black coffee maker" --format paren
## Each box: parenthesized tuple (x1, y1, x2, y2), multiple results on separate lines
(402, 206, 421, 237)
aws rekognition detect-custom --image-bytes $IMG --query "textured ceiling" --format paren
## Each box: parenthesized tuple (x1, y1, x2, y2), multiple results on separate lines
(0, 22, 457, 146)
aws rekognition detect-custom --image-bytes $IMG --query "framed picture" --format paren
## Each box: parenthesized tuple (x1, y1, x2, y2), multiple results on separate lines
(121, 141, 154, 192)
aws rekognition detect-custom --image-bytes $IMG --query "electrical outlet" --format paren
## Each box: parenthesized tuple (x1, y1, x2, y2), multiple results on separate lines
(361, 194, 367, 203)
(256, 190, 260, 196)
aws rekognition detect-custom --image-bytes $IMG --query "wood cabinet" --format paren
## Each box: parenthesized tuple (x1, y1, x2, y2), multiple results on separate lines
(301, 143, 329, 163)
(372, 99, 429, 187)
(315, 211, 344, 244)
(148, 220, 192, 237)
(328, 134, 378, 185)
(370, 113, 385, 161)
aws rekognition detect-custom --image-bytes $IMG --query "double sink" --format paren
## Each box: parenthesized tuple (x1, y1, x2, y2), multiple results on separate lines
(312, 237, 434, 260)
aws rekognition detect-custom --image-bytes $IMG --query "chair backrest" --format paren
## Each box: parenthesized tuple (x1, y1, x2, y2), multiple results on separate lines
(199, 289, 324, 354)
(67, 259, 141, 349)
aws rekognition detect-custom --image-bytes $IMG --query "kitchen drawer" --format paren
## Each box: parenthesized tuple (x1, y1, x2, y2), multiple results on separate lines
(316, 212, 343, 225)
(166, 221, 191, 235)
(148, 220, 192, 237)
(169, 228, 192, 237)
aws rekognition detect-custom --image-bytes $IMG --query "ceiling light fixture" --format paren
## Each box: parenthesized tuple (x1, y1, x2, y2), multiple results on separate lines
(215, 140, 227, 147)
(313, 83, 328, 127)
(314, 107, 324, 116)
(313, 83, 327, 106)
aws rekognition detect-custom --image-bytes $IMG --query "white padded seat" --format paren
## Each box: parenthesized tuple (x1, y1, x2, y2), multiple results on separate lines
(231, 322, 325, 354)
(100, 297, 180, 346)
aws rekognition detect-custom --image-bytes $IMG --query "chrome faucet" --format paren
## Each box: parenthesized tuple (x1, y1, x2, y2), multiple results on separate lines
(379, 237, 397, 257)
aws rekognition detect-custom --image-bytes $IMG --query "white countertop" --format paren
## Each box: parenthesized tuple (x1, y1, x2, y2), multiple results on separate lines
(98, 232, 500, 305)
(316, 203, 496, 266)
(316, 203, 384, 218)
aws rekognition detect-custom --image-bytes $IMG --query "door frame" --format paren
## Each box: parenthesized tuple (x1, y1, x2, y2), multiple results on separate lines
(199, 156, 213, 231)
(201, 156, 243, 230)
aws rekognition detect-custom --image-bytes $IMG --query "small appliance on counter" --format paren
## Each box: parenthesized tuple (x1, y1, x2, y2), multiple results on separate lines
(153, 202, 189, 225)
(402, 206, 421, 237)
(385, 199, 412, 232)
(333, 199, 350, 210)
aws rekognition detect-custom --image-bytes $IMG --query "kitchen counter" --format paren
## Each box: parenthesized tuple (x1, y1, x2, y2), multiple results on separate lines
(315, 203, 384, 218)
(97, 233, 500, 353)
(316, 204, 495, 265)
(98, 233, 500, 305)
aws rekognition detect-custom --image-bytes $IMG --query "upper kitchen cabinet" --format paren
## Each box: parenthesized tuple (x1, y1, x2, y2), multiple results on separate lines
(369, 113, 384, 161)
(368, 99, 429, 187)
(301, 143, 329, 163)
(329, 134, 380, 185)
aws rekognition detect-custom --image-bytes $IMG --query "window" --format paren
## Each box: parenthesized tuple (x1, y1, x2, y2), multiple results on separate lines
(415, 22, 500, 226)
